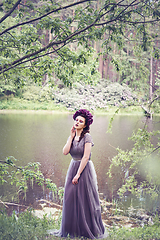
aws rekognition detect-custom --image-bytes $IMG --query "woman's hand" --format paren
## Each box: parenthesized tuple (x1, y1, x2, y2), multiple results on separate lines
(63, 126, 76, 155)
(70, 126, 76, 139)
(72, 173, 80, 185)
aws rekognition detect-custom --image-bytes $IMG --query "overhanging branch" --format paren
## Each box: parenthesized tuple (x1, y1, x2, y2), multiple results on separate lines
(0, 0, 22, 24)
(0, 0, 90, 36)
(0, 5, 104, 74)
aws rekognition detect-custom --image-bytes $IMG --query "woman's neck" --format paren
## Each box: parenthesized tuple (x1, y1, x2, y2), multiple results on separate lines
(76, 129, 83, 137)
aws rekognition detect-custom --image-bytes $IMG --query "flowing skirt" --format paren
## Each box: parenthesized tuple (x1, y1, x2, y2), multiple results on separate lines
(54, 159, 107, 239)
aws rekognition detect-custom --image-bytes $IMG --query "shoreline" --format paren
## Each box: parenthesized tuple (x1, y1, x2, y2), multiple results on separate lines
(1, 108, 159, 116)
(0, 108, 144, 115)
(0, 109, 71, 114)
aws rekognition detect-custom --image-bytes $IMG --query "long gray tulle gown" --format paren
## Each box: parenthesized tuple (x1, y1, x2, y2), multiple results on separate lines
(50, 133, 107, 239)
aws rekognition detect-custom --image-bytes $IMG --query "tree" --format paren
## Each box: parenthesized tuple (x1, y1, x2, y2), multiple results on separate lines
(0, 156, 61, 204)
(107, 69, 160, 208)
(0, 0, 160, 86)
(108, 122, 160, 199)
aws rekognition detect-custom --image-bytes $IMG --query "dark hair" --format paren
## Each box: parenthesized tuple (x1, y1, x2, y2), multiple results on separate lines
(73, 109, 93, 142)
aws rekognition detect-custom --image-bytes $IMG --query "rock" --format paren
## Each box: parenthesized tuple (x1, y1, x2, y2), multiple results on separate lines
(38, 199, 62, 210)
(32, 207, 61, 219)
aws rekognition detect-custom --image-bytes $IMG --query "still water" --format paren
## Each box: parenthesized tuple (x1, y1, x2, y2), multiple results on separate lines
(0, 112, 159, 209)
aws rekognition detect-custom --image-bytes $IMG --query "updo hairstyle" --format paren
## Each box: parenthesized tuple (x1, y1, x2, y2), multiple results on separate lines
(73, 109, 93, 141)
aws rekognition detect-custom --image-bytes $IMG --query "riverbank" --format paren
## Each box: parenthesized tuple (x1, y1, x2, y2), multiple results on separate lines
(0, 109, 70, 114)
(1, 106, 160, 118)
(1, 96, 160, 116)
(1, 198, 160, 240)
(0, 98, 147, 115)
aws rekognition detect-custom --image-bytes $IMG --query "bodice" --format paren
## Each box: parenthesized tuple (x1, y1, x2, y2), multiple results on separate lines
(69, 133, 94, 160)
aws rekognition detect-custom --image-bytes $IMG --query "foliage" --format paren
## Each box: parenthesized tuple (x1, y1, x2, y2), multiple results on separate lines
(52, 81, 137, 111)
(0, 97, 67, 111)
(0, 209, 160, 240)
(106, 63, 160, 207)
(111, 47, 150, 92)
(108, 119, 160, 207)
(0, 83, 16, 97)
(22, 85, 53, 102)
(0, 1, 160, 236)
(156, 68, 160, 87)
(53, 46, 100, 86)
(140, 67, 160, 114)
(107, 220, 160, 240)
(0, 80, 138, 111)
(0, 210, 55, 240)
(0, 156, 58, 200)
(0, 0, 159, 86)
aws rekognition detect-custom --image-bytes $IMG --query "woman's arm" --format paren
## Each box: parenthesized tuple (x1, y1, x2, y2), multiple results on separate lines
(72, 142, 91, 185)
(63, 126, 75, 155)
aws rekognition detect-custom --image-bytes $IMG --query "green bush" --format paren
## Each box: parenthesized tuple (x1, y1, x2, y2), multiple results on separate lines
(107, 223, 160, 240)
(0, 210, 55, 240)
(52, 81, 137, 111)
(0, 209, 160, 240)
(0, 98, 66, 111)
(0, 81, 137, 111)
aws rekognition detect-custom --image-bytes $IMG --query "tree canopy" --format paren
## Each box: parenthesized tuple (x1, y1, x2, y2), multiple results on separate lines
(0, 0, 160, 86)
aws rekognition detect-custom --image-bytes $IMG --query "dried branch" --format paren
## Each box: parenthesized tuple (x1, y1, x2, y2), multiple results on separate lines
(0, 200, 27, 208)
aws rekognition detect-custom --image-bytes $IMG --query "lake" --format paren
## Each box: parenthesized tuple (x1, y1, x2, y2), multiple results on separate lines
(0, 111, 160, 210)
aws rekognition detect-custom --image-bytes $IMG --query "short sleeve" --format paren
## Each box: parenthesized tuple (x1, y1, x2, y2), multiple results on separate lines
(84, 133, 94, 147)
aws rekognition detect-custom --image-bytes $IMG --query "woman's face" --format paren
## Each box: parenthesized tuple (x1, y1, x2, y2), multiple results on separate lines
(74, 115, 86, 130)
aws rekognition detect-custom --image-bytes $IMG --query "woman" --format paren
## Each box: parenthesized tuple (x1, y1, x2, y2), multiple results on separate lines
(53, 109, 107, 239)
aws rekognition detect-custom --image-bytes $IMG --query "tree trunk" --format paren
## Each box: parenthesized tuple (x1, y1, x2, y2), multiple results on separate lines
(150, 54, 153, 101)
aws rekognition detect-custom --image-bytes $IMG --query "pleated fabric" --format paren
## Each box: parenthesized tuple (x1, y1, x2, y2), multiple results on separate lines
(53, 159, 107, 239)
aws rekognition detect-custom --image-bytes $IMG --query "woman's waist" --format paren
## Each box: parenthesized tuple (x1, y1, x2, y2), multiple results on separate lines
(72, 158, 91, 161)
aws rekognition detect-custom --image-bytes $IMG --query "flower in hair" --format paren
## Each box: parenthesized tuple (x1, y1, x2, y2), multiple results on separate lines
(73, 109, 93, 126)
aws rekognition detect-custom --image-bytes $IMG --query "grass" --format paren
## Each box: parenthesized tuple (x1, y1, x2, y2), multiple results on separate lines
(0, 210, 50, 240)
(0, 97, 148, 116)
(107, 223, 160, 240)
(0, 209, 160, 240)
(0, 98, 67, 112)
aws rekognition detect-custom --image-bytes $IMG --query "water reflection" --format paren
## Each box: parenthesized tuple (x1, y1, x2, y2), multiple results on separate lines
(0, 112, 159, 210)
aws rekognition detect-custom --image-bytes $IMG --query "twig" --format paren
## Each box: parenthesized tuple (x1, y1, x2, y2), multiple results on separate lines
(0, 199, 9, 208)
(3, 201, 28, 208)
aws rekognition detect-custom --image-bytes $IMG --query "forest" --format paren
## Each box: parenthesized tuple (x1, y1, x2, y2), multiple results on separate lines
(0, 0, 160, 239)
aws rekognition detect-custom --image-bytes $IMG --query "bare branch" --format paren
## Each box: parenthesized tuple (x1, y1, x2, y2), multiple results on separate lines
(95, 17, 160, 26)
(106, 0, 138, 19)
(0, 201, 28, 208)
(119, 19, 160, 24)
(149, 146, 160, 155)
(0, 200, 9, 208)
(0, 0, 22, 24)
(148, 95, 160, 108)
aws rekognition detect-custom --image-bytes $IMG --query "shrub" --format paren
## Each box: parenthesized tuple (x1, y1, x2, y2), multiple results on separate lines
(52, 81, 137, 110)
(0, 210, 54, 240)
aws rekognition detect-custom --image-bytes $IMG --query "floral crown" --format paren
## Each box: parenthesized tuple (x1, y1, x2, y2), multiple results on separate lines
(73, 109, 93, 126)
